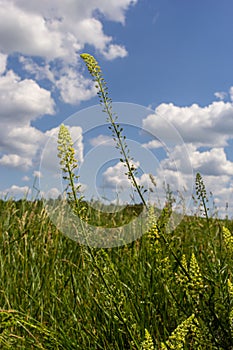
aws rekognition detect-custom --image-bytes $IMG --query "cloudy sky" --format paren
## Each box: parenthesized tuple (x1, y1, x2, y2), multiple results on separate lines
(0, 0, 233, 217)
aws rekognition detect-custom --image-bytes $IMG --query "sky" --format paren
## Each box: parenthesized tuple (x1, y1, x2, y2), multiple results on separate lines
(0, 0, 233, 218)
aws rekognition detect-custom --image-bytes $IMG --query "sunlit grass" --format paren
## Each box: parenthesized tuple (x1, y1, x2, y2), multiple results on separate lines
(0, 198, 232, 349)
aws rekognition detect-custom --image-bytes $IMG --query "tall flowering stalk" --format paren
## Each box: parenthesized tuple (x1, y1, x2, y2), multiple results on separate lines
(57, 125, 141, 350)
(80, 53, 147, 207)
(228, 279, 233, 338)
(176, 253, 204, 305)
(57, 124, 82, 213)
(161, 313, 216, 350)
(141, 329, 155, 350)
(80, 53, 188, 267)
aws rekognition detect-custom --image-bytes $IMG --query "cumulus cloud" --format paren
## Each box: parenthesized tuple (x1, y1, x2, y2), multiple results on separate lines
(103, 160, 140, 188)
(0, 52, 7, 74)
(214, 91, 227, 101)
(189, 147, 233, 176)
(33, 170, 42, 178)
(102, 44, 128, 60)
(0, 2, 65, 60)
(142, 139, 163, 149)
(22, 175, 30, 182)
(142, 101, 233, 148)
(141, 101, 233, 216)
(43, 187, 60, 199)
(19, 56, 55, 82)
(0, 154, 32, 170)
(89, 134, 113, 147)
(0, 185, 31, 198)
(0, 70, 55, 122)
(0, 0, 135, 61)
(55, 67, 96, 104)
(0, 0, 135, 104)
(0, 68, 55, 170)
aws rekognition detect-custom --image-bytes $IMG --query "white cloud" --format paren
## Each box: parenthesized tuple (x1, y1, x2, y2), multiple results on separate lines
(44, 187, 60, 199)
(0, 154, 32, 170)
(89, 134, 113, 147)
(22, 175, 30, 182)
(0, 52, 7, 74)
(19, 56, 55, 82)
(189, 147, 233, 176)
(143, 101, 233, 148)
(196, 174, 233, 217)
(103, 160, 140, 188)
(0, 185, 31, 198)
(142, 101, 233, 216)
(0, 70, 55, 122)
(214, 91, 227, 101)
(0, 0, 137, 105)
(102, 44, 128, 60)
(0, 69, 55, 170)
(230, 86, 233, 102)
(33, 170, 42, 178)
(142, 139, 163, 149)
(76, 18, 111, 51)
(14, 0, 137, 24)
(0, 0, 136, 61)
(55, 67, 96, 104)
(2, 155, 29, 170)
(0, 2, 65, 60)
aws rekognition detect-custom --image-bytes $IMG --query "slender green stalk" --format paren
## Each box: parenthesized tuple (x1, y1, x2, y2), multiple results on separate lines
(57, 123, 141, 349)
(80, 53, 147, 207)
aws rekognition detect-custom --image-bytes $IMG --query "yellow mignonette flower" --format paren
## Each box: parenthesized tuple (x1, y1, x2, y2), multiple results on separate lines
(80, 53, 101, 79)
(223, 226, 233, 254)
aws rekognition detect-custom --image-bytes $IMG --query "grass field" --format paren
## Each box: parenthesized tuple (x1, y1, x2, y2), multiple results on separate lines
(0, 197, 233, 349)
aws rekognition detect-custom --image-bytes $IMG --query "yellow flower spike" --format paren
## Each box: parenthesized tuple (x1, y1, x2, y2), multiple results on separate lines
(141, 329, 155, 350)
(223, 226, 233, 254)
(228, 279, 233, 337)
(189, 252, 204, 291)
(57, 124, 82, 211)
(161, 314, 195, 350)
(80, 53, 102, 79)
(228, 279, 233, 298)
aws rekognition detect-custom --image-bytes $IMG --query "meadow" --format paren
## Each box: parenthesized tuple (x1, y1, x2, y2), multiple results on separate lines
(1, 53, 233, 349)
(0, 196, 233, 349)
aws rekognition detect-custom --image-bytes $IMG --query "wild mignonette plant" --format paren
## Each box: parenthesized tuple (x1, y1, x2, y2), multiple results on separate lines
(161, 313, 217, 350)
(57, 124, 83, 214)
(228, 278, 233, 340)
(176, 252, 204, 305)
(140, 329, 155, 350)
(195, 172, 209, 219)
(80, 53, 147, 207)
(57, 123, 141, 349)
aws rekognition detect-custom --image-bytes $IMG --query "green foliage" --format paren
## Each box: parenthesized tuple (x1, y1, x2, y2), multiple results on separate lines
(0, 199, 233, 348)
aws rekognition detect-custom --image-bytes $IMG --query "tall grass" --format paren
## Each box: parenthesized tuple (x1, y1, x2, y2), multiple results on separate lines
(0, 198, 232, 349)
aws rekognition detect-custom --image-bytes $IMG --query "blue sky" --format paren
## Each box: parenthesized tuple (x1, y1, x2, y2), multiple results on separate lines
(0, 0, 232, 217)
